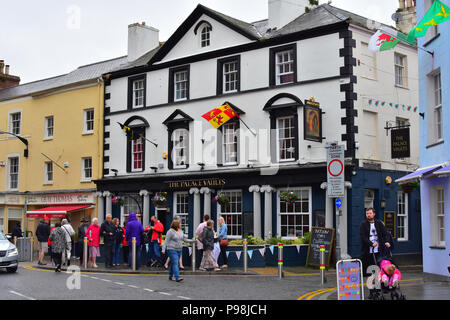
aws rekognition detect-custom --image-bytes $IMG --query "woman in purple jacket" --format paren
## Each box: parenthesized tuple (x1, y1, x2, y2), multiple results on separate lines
(125, 212, 144, 269)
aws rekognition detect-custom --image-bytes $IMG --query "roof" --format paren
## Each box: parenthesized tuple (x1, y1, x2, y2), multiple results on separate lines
(0, 55, 128, 102)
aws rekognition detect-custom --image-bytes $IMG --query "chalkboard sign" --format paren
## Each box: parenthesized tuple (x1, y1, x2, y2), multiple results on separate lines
(384, 211, 396, 239)
(306, 227, 335, 267)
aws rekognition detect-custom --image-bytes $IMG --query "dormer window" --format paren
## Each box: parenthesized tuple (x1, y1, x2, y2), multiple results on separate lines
(201, 25, 211, 47)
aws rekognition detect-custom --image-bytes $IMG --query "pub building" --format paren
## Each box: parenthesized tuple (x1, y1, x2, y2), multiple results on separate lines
(95, 1, 422, 262)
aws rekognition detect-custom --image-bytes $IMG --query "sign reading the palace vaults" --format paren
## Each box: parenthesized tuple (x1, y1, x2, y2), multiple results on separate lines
(391, 128, 410, 159)
(166, 178, 226, 190)
(304, 99, 323, 142)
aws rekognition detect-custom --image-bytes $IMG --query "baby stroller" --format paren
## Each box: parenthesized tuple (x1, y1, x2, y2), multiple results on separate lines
(368, 247, 406, 300)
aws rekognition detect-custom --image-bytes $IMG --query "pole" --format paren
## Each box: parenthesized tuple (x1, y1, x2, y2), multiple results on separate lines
(132, 237, 136, 272)
(320, 245, 327, 286)
(83, 237, 88, 269)
(191, 240, 196, 272)
(278, 243, 284, 279)
(30, 237, 34, 262)
(243, 238, 248, 273)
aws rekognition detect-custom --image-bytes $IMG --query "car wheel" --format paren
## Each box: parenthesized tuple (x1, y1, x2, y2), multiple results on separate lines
(6, 266, 18, 273)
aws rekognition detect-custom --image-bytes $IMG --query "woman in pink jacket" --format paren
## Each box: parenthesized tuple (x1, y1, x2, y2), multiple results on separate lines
(86, 217, 101, 268)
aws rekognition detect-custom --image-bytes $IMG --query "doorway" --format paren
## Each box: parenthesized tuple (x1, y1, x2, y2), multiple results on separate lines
(156, 208, 168, 235)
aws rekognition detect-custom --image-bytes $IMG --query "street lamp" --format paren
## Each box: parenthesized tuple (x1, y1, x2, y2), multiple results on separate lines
(0, 130, 29, 158)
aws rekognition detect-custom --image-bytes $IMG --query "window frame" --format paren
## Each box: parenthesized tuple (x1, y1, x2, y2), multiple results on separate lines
(44, 116, 54, 139)
(200, 25, 211, 48)
(277, 187, 312, 240)
(127, 74, 147, 110)
(217, 189, 243, 239)
(169, 66, 190, 103)
(276, 115, 296, 162)
(217, 55, 241, 95)
(83, 109, 94, 134)
(9, 111, 22, 136)
(131, 136, 144, 172)
(433, 72, 443, 142)
(221, 121, 239, 166)
(172, 128, 189, 169)
(173, 192, 189, 234)
(394, 53, 408, 88)
(44, 161, 53, 184)
(397, 191, 409, 241)
(7, 155, 20, 191)
(81, 157, 92, 182)
(269, 43, 297, 87)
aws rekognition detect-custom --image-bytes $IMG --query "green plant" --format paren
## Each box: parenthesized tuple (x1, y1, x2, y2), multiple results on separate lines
(152, 192, 168, 207)
(280, 191, 298, 204)
(215, 193, 230, 207)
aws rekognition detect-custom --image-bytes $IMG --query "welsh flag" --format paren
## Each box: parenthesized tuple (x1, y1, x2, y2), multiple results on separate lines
(407, 0, 450, 42)
(368, 26, 413, 53)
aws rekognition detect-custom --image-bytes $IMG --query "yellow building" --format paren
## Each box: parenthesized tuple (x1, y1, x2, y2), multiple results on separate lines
(0, 57, 126, 242)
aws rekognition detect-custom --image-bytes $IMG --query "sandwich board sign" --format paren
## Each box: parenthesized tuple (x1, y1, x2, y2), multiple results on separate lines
(327, 143, 345, 197)
(336, 259, 364, 300)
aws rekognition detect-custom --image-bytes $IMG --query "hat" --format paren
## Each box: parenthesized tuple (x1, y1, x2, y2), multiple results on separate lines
(81, 217, 89, 222)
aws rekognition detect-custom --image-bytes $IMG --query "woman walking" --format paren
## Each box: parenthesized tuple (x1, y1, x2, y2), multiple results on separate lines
(49, 222, 68, 272)
(218, 217, 228, 269)
(199, 220, 221, 271)
(61, 219, 75, 266)
(162, 219, 193, 282)
(164, 216, 185, 270)
(86, 218, 101, 268)
(112, 218, 124, 266)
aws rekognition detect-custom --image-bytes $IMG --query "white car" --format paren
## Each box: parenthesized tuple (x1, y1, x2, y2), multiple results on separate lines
(0, 232, 19, 273)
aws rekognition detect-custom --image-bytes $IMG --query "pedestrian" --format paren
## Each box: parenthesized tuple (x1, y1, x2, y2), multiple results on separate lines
(122, 221, 129, 265)
(162, 219, 193, 282)
(218, 217, 228, 269)
(86, 218, 101, 268)
(101, 214, 116, 268)
(148, 215, 164, 267)
(49, 222, 68, 272)
(48, 224, 55, 265)
(12, 222, 22, 238)
(36, 217, 50, 265)
(112, 218, 124, 266)
(164, 216, 185, 270)
(77, 217, 90, 266)
(195, 214, 209, 268)
(125, 212, 144, 269)
(61, 219, 75, 266)
(359, 207, 391, 275)
(199, 220, 221, 271)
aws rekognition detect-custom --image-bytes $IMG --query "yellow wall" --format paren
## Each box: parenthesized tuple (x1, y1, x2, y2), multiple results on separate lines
(0, 83, 104, 193)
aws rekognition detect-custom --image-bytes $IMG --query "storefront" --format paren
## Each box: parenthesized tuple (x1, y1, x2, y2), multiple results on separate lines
(0, 193, 25, 236)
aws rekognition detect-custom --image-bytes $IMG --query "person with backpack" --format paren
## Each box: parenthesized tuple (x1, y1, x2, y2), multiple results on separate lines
(194, 214, 209, 268)
(61, 219, 75, 266)
(36, 217, 50, 265)
(126, 212, 144, 269)
(148, 215, 164, 267)
(199, 220, 221, 271)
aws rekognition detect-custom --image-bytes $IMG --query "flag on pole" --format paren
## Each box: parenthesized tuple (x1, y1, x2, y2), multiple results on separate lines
(368, 26, 413, 53)
(201, 103, 239, 129)
(117, 122, 134, 140)
(407, 0, 450, 42)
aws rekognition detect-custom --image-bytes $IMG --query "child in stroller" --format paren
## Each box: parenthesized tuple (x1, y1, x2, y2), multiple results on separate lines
(369, 250, 406, 300)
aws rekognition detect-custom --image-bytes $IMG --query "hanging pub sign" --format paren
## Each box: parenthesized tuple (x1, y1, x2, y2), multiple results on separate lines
(391, 127, 410, 159)
(304, 98, 323, 142)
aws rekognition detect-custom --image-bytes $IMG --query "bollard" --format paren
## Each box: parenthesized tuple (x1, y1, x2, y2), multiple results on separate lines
(13, 236, 17, 246)
(191, 240, 196, 272)
(243, 239, 248, 273)
(320, 245, 327, 285)
(132, 237, 137, 272)
(30, 237, 34, 262)
(278, 243, 284, 279)
(83, 237, 88, 269)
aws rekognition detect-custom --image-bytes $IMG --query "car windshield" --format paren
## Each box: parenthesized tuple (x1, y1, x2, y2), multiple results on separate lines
(0, 233, 6, 240)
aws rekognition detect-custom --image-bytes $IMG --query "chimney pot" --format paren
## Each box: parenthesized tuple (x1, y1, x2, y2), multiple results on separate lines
(0, 60, 4, 74)
(5, 65, 9, 75)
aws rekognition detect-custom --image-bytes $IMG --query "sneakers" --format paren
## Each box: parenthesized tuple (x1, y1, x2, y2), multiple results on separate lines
(220, 265, 227, 269)
(198, 267, 206, 271)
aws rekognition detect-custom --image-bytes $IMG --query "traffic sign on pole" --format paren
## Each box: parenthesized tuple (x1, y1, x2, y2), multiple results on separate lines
(327, 143, 345, 197)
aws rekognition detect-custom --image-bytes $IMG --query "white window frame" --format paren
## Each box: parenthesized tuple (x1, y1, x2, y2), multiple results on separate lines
(83, 109, 94, 134)
(132, 79, 145, 108)
(174, 70, 188, 101)
(275, 49, 294, 85)
(81, 157, 92, 182)
(200, 25, 211, 48)
(172, 128, 189, 169)
(394, 53, 407, 88)
(222, 122, 238, 166)
(174, 192, 189, 234)
(7, 154, 20, 191)
(433, 72, 443, 142)
(276, 116, 296, 162)
(430, 186, 446, 247)
(44, 161, 53, 184)
(44, 116, 54, 139)
(364, 189, 375, 209)
(131, 137, 144, 172)
(217, 189, 243, 239)
(277, 187, 312, 240)
(397, 191, 409, 241)
(223, 61, 238, 93)
(8, 111, 22, 136)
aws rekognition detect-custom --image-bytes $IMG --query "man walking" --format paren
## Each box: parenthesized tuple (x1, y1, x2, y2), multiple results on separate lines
(36, 217, 50, 265)
(148, 215, 164, 267)
(195, 214, 209, 268)
(359, 208, 391, 274)
(100, 214, 115, 268)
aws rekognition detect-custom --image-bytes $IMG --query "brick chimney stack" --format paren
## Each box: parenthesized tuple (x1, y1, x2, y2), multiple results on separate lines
(0, 60, 20, 89)
(396, 0, 417, 35)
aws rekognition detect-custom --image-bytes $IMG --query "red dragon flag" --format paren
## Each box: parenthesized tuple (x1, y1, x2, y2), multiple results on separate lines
(202, 103, 239, 129)
(368, 26, 414, 53)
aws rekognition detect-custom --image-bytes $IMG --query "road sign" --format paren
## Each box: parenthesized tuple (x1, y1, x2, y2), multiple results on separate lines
(336, 259, 364, 300)
(327, 144, 345, 197)
(335, 198, 342, 208)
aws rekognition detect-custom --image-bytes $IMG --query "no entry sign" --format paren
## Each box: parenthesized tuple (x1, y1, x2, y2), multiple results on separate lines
(327, 144, 345, 197)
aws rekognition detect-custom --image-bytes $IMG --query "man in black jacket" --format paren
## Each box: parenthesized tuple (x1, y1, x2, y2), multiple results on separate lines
(36, 217, 50, 265)
(359, 207, 391, 275)
(100, 214, 115, 268)
(77, 217, 90, 266)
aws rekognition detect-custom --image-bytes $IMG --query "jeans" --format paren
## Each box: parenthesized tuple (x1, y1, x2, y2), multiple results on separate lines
(128, 245, 141, 269)
(149, 241, 161, 262)
(219, 245, 228, 265)
(113, 243, 121, 264)
(167, 249, 181, 280)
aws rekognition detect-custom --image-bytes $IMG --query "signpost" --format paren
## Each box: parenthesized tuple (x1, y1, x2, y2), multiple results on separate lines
(327, 144, 345, 198)
(336, 259, 364, 300)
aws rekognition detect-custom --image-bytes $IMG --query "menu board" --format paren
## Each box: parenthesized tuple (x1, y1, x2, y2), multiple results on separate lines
(337, 259, 364, 300)
(384, 211, 396, 239)
(306, 227, 335, 267)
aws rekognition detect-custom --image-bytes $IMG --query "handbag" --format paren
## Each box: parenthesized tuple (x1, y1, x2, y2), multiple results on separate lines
(219, 239, 228, 247)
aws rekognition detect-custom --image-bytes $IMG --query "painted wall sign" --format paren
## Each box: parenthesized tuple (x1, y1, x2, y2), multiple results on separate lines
(391, 127, 410, 159)
(166, 178, 226, 189)
(26, 193, 94, 205)
(304, 99, 323, 142)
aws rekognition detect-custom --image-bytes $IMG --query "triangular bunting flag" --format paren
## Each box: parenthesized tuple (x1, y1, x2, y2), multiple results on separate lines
(226, 251, 230, 258)
(248, 250, 253, 259)
(296, 245, 301, 254)
(259, 248, 265, 256)
(269, 245, 275, 255)
(235, 251, 242, 261)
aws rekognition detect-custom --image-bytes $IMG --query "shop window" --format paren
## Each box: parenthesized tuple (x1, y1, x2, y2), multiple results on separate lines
(278, 187, 311, 238)
(174, 192, 189, 234)
(7, 208, 23, 236)
(397, 191, 408, 241)
(217, 190, 242, 239)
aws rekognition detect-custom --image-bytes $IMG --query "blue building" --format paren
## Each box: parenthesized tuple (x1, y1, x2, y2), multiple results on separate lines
(397, 0, 450, 281)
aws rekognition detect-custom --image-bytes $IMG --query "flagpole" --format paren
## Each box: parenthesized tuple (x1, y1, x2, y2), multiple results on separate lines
(138, 134, 158, 148)
(380, 28, 434, 56)
(238, 117, 257, 136)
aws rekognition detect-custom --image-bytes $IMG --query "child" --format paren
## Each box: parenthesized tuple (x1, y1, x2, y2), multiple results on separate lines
(378, 260, 401, 288)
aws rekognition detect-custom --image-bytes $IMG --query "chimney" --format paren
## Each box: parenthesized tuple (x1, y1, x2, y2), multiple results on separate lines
(399, 0, 405, 9)
(127, 22, 160, 62)
(5, 65, 9, 75)
(268, 0, 309, 30)
(0, 60, 4, 74)
(0, 60, 21, 89)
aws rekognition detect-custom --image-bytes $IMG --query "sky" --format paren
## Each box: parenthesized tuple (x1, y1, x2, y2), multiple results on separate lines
(0, 0, 398, 84)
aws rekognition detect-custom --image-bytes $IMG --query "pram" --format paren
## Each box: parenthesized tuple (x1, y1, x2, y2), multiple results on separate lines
(367, 248, 406, 300)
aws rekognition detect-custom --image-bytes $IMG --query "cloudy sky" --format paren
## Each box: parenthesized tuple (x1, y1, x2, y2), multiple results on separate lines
(1, 0, 398, 84)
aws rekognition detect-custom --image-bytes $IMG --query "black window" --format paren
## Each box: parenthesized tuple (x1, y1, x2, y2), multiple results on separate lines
(127, 74, 146, 110)
(269, 43, 297, 87)
(169, 65, 190, 103)
(217, 55, 241, 95)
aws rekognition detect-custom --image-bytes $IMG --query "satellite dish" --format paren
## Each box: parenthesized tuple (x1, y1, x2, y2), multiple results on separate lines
(392, 12, 403, 23)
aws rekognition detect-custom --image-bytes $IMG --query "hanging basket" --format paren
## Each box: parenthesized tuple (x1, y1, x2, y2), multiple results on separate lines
(215, 193, 230, 208)
(152, 192, 168, 208)
(112, 196, 124, 206)
(280, 191, 298, 204)
(400, 181, 420, 194)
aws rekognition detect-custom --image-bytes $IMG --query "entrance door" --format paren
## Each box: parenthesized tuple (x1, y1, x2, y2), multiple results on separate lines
(156, 208, 168, 235)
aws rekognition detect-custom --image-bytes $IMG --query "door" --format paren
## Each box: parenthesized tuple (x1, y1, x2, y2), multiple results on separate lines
(156, 208, 168, 235)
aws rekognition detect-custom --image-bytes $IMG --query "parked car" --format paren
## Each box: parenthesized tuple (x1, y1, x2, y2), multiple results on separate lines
(0, 232, 19, 273)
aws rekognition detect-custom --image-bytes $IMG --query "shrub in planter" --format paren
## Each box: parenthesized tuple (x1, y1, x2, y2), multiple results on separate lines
(280, 191, 298, 204)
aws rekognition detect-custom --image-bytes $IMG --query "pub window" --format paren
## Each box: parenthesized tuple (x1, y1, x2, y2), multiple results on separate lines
(174, 192, 189, 234)
(397, 191, 408, 241)
(278, 187, 311, 238)
(277, 116, 296, 162)
(269, 44, 297, 86)
(172, 128, 189, 169)
(217, 190, 242, 239)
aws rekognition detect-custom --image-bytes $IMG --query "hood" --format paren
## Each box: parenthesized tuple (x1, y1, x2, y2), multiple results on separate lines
(0, 239, 15, 251)
(128, 212, 137, 222)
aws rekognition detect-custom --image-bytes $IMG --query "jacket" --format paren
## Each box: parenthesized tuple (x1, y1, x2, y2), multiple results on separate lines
(122, 227, 128, 246)
(126, 213, 144, 246)
(195, 221, 207, 250)
(86, 224, 100, 247)
(78, 224, 90, 243)
(162, 228, 193, 252)
(12, 225, 22, 238)
(359, 219, 389, 256)
(201, 227, 215, 251)
(218, 224, 228, 240)
(100, 220, 116, 244)
(150, 219, 164, 244)
(48, 227, 55, 246)
(49, 227, 68, 254)
(61, 223, 75, 244)
(114, 225, 124, 244)
(36, 222, 50, 242)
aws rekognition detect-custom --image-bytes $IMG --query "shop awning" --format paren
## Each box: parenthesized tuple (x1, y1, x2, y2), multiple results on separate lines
(433, 164, 450, 177)
(26, 205, 91, 218)
(395, 164, 444, 184)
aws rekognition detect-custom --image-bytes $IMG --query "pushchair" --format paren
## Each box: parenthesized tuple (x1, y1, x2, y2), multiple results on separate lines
(367, 247, 406, 300)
